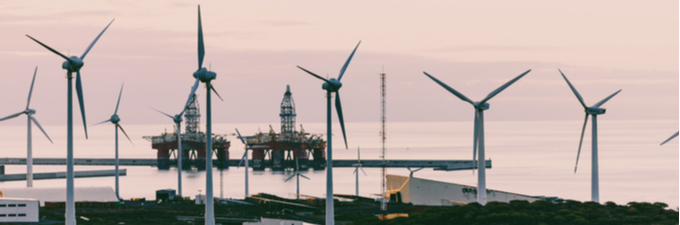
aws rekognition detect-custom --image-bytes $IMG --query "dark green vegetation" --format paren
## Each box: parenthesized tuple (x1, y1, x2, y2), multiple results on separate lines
(352, 200, 679, 225)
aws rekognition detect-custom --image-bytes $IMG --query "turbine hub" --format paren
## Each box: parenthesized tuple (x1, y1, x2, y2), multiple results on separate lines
(322, 78, 342, 92)
(110, 114, 120, 124)
(475, 102, 490, 110)
(61, 56, 84, 72)
(193, 67, 217, 83)
(173, 114, 183, 124)
(25, 109, 36, 115)
(586, 107, 605, 115)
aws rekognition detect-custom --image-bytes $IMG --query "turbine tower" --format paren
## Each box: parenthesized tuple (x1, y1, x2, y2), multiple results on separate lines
(559, 69, 621, 203)
(297, 41, 360, 225)
(94, 84, 132, 199)
(182, 6, 223, 225)
(26, 19, 114, 225)
(0, 67, 53, 187)
(352, 147, 366, 196)
(423, 69, 531, 205)
(236, 128, 250, 197)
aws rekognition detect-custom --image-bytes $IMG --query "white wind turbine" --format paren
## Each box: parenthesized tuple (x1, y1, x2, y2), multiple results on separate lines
(297, 41, 360, 225)
(660, 132, 678, 146)
(559, 69, 621, 203)
(285, 158, 310, 200)
(154, 94, 199, 198)
(182, 6, 223, 225)
(406, 167, 423, 178)
(235, 128, 250, 197)
(94, 84, 132, 199)
(0, 67, 53, 187)
(352, 147, 366, 196)
(26, 19, 114, 225)
(423, 69, 531, 205)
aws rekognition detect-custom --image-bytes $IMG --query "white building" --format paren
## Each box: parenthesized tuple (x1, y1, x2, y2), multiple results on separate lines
(0, 187, 118, 206)
(387, 174, 541, 206)
(0, 198, 39, 223)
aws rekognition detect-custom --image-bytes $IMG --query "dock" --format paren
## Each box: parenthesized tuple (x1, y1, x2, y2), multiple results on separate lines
(0, 158, 490, 171)
(0, 169, 127, 181)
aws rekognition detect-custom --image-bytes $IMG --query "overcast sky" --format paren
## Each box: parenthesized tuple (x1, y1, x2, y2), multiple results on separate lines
(0, 1, 677, 126)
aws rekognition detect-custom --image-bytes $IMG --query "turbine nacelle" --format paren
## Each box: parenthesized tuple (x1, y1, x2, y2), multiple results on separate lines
(474, 102, 490, 110)
(110, 114, 120, 124)
(322, 78, 342, 92)
(193, 68, 216, 83)
(61, 56, 84, 72)
(586, 107, 605, 115)
(25, 109, 36, 115)
(173, 114, 183, 124)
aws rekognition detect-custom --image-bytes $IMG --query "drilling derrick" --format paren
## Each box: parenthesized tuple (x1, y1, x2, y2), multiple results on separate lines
(144, 94, 230, 170)
(184, 94, 201, 134)
(280, 85, 296, 134)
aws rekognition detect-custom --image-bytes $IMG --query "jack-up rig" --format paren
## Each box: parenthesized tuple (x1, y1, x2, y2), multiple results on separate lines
(143, 95, 231, 170)
(240, 85, 327, 171)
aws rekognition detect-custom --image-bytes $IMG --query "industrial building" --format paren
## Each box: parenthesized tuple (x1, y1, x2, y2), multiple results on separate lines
(0, 187, 119, 206)
(0, 198, 39, 223)
(386, 174, 541, 206)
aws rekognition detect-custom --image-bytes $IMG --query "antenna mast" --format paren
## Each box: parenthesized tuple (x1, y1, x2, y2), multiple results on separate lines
(380, 67, 387, 216)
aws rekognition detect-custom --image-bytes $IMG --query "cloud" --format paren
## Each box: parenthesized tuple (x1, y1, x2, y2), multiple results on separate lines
(429, 45, 563, 53)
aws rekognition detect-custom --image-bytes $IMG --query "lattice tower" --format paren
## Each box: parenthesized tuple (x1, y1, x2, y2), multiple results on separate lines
(280, 85, 296, 133)
(185, 94, 201, 134)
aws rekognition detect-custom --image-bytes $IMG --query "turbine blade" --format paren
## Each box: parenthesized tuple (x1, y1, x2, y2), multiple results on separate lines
(558, 69, 587, 109)
(300, 174, 310, 180)
(284, 175, 295, 182)
(30, 116, 52, 143)
(26, 67, 38, 110)
(25, 35, 71, 62)
(114, 83, 124, 114)
(235, 128, 247, 145)
(237, 151, 247, 168)
(210, 85, 223, 101)
(353, 169, 357, 174)
(75, 71, 88, 139)
(297, 66, 330, 83)
(574, 114, 589, 173)
(197, 5, 205, 69)
(660, 131, 679, 146)
(180, 79, 200, 117)
(592, 89, 622, 108)
(406, 166, 412, 172)
(152, 108, 174, 119)
(117, 124, 133, 144)
(337, 41, 361, 81)
(423, 72, 475, 106)
(93, 119, 111, 126)
(361, 168, 367, 176)
(0, 112, 24, 122)
(414, 167, 424, 172)
(80, 19, 114, 60)
(480, 69, 531, 104)
(335, 92, 348, 149)
(472, 111, 479, 174)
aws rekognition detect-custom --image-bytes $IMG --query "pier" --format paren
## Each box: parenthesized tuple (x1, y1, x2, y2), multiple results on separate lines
(0, 158, 490, 171)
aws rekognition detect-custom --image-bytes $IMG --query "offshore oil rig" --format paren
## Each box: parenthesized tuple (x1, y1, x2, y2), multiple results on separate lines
(240, 85, 327, 171)
(143, 85, 327, 171)
(143, 96, 231, 170)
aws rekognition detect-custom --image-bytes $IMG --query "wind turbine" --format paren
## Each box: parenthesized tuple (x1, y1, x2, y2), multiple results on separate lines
(182, 6, 223, 225)
(352, 147, 366, 196)
(235, 128, 250, 197)
(559, 69, 621, 203)
(26, 19, 114, 225)
(660, 132, 678, 146)
(0, 67, 53, 187)
(423, 69, 531, 205)
(94, 84, 132, 200)
(406, 167, 423, 178)
(285, 158, 310, 200)
(297, 41, 360, 225)
(154, 94, 198, 198)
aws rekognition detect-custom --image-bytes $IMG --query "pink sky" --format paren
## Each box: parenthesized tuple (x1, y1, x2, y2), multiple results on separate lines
(0, 0, 677, 125)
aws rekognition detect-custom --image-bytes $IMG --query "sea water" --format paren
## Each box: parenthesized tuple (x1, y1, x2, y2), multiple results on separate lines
(0, 120, 677, 208)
